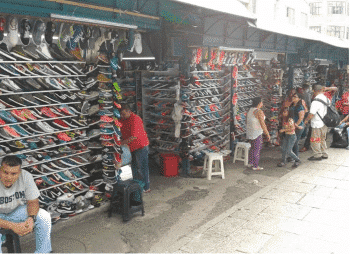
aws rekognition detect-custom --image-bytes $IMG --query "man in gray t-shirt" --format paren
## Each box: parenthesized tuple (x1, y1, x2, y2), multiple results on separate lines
(0, 155, 51, 253)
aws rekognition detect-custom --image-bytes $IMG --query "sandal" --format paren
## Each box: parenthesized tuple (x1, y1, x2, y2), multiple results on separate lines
(277, 162, 286, 167)
(252, 167, 264, 171)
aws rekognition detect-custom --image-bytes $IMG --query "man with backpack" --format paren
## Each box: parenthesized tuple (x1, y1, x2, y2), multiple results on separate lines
(304, 85, 330, 161)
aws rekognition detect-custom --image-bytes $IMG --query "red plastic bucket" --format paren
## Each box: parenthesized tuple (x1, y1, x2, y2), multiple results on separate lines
(159, 153, 180, 177)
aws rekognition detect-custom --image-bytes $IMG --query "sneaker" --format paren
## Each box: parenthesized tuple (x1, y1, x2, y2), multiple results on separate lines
(100, 134, 113, 141)
(65, 183, 79, 193)
(0, 110, 17, 123)
(57, 200, 76, 214)
(52, 119, 70, 129)
(40, 107, 58, 118)
(100, 115, 113, 123)
(63, 170, 76, 180)
(97, 73, 111, 83)
(87, 129, 100, 138)
(56, 132, 72, 142)
(87, 142, 102, 149)
(2, 126, 20, 138)
(308, 156, 322, 161)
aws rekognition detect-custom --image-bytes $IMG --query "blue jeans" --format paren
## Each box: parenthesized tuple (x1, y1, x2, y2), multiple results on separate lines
(0, 205, 52, 253)
(281, 134, 300, 163)
(131, 146, 150, 190)
(292, 126, 304, 158)
(181, 158, 190, 175)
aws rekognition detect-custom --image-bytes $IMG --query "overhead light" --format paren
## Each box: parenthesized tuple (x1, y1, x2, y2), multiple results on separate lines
(219, 47, 254, 52)
(122, 56, 156, 60)
(50, 13, 138, 29)
(123, 39, 156, 61)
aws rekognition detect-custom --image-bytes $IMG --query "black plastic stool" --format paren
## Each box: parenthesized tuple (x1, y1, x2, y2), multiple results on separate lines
(0, 229, 21, 253)
(108, 180, 145, 222)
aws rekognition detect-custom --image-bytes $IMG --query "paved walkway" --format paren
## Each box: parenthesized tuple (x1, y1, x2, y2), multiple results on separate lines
(167, 148, 350, 254)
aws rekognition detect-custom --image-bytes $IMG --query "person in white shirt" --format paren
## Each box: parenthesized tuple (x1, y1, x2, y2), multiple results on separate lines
(304, 85, 329, 160)
(0, 155, 52, 253)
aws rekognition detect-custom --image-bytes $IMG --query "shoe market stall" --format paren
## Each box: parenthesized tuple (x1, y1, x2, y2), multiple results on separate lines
(0, 0, 161, 223)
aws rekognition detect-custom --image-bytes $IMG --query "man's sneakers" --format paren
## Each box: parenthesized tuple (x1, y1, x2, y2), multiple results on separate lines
(57, 200, 76, 214)
(308, 156, 323, 161)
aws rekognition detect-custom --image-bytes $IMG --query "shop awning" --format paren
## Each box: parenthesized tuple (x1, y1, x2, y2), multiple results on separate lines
(256, 20, 349, 49)
(171, 0, 256, 21)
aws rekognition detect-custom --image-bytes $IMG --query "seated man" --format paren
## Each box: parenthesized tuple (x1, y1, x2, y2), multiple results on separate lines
(0, 155, 51, 253)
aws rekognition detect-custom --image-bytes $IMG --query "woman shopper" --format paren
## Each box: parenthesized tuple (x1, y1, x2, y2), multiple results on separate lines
(246, 97, 270, 170)
(277, 107, 301, 168)
(290, 92, 305, 160)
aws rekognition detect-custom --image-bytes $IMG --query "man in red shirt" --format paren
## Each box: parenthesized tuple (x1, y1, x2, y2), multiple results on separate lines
(119, 104, 150, 193)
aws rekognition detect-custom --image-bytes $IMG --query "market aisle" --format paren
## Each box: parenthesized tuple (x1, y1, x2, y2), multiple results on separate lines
(166, 148, 350, 254)
(17, 146, 348, 253)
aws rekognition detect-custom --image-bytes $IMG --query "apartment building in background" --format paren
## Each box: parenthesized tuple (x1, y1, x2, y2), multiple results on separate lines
(307, 0, 349, 40)
(238, 0, 310, 28)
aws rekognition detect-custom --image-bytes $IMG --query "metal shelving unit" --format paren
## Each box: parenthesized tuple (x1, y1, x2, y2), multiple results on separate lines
(0, 57, 92, 199)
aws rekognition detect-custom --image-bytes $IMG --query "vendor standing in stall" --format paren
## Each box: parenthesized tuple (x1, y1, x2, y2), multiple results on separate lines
(119, 104, 151, 193)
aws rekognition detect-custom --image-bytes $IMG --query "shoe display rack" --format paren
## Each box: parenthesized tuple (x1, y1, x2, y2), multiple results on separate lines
(230, 51, 259, 141)
(0, 57, 93, 203)
(172, 47, 232, 171)
(81, 62, 126, 194)
(251, 59, 285, 146)
(291, 66, 304, 89)
(302, 64, 317, 86)
(142, 72, 181, 154)
(118, 72, 138, 114)
(0, 15, 139, 220)
(183, 70, 231, 156)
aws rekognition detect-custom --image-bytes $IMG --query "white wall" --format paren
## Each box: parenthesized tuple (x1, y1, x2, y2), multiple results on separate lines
(247, 0, 310, 28)
(307, 0, 349, 40)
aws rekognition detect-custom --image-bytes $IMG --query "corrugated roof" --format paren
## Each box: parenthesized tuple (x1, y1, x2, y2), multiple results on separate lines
(256, 20, 349, 49)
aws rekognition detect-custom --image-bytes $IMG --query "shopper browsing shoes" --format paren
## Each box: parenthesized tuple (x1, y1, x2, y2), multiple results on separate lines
(119, 104, 151, 193)
(277, 107, 302, 168)
(0, 155, 52, 253)
(290, 92, 306, 159)
(300, 83, 313, 153)
(246, 97, 270, 170)
(304, 85, 329, 161)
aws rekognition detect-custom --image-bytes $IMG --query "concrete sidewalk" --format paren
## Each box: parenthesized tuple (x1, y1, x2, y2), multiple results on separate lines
(167, 148, 350, 254)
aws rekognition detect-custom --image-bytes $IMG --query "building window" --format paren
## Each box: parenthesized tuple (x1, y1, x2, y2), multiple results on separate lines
(327, 25, 345, 38)
(310, 2, 322, 15)
(328, 1, 345, 14)
(301, 12, 308, 27)
(287, 7, 295, 25)
(310, 26, 322, 33)
(252, 0, 257, 14)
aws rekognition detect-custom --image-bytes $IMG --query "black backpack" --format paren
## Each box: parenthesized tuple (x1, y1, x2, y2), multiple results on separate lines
(313, 98, 340, 127)
(330, 126, 348, 148)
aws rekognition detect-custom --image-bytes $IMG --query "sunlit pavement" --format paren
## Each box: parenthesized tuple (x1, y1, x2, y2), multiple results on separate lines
(167, 148, 350, 254)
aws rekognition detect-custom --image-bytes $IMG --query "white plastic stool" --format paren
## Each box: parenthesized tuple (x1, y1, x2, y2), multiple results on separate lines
(233, 142, 251, 166)
(202, 153, 225, 180)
